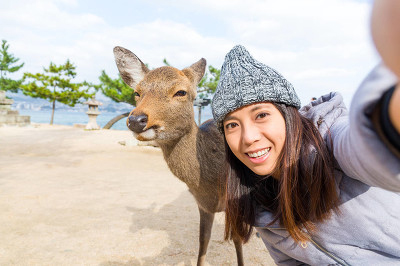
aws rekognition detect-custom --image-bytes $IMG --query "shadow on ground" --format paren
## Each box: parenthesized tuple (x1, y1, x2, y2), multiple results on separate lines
(100, 190, 236, 266)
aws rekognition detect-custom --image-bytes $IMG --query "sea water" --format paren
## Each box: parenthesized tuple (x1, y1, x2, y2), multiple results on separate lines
(19, 106, 214, 131)
(18, 110, 129, 130)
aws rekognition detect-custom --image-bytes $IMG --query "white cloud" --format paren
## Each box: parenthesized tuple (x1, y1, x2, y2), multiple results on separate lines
(0, 0, 379, 107)
(0, 0, 104, 31)
(294, 68, 351, 79)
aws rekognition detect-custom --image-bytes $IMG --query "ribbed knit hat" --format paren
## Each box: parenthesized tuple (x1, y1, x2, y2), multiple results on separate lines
(212, 45, 301, 132)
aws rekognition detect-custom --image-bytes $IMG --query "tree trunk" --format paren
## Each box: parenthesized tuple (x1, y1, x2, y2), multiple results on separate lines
(50, 100, 55, 125)
(103, 112, 130, 129)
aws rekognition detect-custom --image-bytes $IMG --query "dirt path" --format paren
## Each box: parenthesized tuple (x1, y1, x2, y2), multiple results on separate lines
(0, 124, 275, 265)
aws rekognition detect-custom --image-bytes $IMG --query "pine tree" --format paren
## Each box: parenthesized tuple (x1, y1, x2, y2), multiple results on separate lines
(21, 60, 95, 125)
(98, 70, 136, 105)
(0, 40, 24, 92)
(96, 70, 135, 129)
(198, 65, 221, 97)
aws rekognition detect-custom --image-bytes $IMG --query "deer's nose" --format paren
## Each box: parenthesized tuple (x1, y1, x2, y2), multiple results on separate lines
(127, 114, 148, 133)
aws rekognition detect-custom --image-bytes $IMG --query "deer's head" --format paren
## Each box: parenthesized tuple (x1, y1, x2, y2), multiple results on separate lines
(113, 46, 206, 142)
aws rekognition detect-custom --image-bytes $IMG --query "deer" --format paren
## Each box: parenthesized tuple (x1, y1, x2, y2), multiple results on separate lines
(113, 46, 244, 266)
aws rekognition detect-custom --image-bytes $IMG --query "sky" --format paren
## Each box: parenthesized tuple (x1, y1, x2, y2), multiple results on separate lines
(0, 0, 378, 107)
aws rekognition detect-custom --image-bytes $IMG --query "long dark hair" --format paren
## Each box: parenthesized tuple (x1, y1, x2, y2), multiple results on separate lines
(223, 103, 339, 243)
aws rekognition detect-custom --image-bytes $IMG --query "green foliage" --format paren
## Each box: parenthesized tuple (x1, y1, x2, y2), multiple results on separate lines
(163, 58, 171, 67)
(21, 60, 95, 124)
(198, 65, 220, 98)
(22, 60, 94, 106)
(0, 40, 24, 92)
(97, 70, 135, 106)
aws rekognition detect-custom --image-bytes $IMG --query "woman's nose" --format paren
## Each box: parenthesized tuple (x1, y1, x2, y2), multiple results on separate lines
(241, 123, 261, 146)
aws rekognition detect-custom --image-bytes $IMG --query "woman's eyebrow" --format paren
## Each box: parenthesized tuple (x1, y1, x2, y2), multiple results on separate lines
(251, 104, 271, 112)
(250, 105, 262, 112)
(224, 115, 237, 122)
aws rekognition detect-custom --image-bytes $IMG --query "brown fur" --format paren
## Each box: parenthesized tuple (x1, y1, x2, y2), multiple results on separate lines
(113, 46, 243, 266)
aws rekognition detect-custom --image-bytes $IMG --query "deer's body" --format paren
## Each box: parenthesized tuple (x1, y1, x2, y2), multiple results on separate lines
(161, 119, 225, 212)
(113, 47, 243, 265)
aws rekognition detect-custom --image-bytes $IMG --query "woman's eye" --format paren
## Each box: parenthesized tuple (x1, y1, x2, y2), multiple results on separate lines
(256, 112, 268, 119)
(174, 90, 187, 97)
(225, 122, 238, 129)
(134, 92, 140, 97)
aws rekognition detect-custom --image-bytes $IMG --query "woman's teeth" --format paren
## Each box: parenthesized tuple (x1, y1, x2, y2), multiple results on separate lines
(247, 148, 271, 158)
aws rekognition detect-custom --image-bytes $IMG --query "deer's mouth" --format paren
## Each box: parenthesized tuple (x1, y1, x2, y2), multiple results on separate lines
(133, 127, 158, 141)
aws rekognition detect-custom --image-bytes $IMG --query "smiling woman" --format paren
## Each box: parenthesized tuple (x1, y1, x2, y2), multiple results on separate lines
(212, 41, 400, 265)
(213, 45, 339, 245)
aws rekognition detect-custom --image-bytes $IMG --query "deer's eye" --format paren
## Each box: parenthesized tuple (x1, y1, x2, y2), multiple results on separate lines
(174, 90, 187, 97)
(134, 92, 140, 97)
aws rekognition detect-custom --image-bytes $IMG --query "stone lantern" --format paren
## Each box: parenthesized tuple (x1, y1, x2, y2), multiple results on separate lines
(84, 96, 102, 130)
(0, 90, 14, 110)
(0, 90, 30, 126)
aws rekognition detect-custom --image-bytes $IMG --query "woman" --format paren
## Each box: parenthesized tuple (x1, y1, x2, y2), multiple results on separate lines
(211, 2, 400, 265)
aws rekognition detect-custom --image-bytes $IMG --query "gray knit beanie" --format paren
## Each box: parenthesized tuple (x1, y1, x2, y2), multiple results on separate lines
(212, 45, 301, 132)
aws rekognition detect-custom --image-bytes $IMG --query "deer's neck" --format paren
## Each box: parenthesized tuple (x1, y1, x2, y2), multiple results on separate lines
(158, 123, 201, 186)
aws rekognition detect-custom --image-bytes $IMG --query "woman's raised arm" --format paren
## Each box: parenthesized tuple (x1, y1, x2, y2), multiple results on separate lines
(371, 0, 400, 133)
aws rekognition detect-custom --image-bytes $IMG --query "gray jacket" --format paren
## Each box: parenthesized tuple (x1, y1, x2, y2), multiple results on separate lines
(255, 64, 400, 266)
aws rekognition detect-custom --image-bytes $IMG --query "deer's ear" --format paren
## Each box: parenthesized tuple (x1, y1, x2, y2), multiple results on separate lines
(113, 46, 149, 88)
(182, 58, 206, 86)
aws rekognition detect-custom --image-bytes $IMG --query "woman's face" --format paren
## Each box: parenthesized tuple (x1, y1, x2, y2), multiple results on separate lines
(223, 102, 286, 177)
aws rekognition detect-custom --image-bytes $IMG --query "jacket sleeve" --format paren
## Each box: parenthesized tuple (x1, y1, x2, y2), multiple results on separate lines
(329, 64, 400, 191)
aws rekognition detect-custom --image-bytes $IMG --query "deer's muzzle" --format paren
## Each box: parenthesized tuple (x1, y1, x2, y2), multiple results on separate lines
(127, 114, 148, 133)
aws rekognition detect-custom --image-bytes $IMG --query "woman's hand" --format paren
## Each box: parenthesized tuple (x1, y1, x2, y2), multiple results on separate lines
(371, 0, 400, 133)
(371, 0, 400, 77)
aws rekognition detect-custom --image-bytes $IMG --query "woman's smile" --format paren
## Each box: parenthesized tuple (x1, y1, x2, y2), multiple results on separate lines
(246, 147, 271, 163)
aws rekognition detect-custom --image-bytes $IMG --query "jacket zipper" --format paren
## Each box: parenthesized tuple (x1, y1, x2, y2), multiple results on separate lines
(307, 236, 351, 266)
